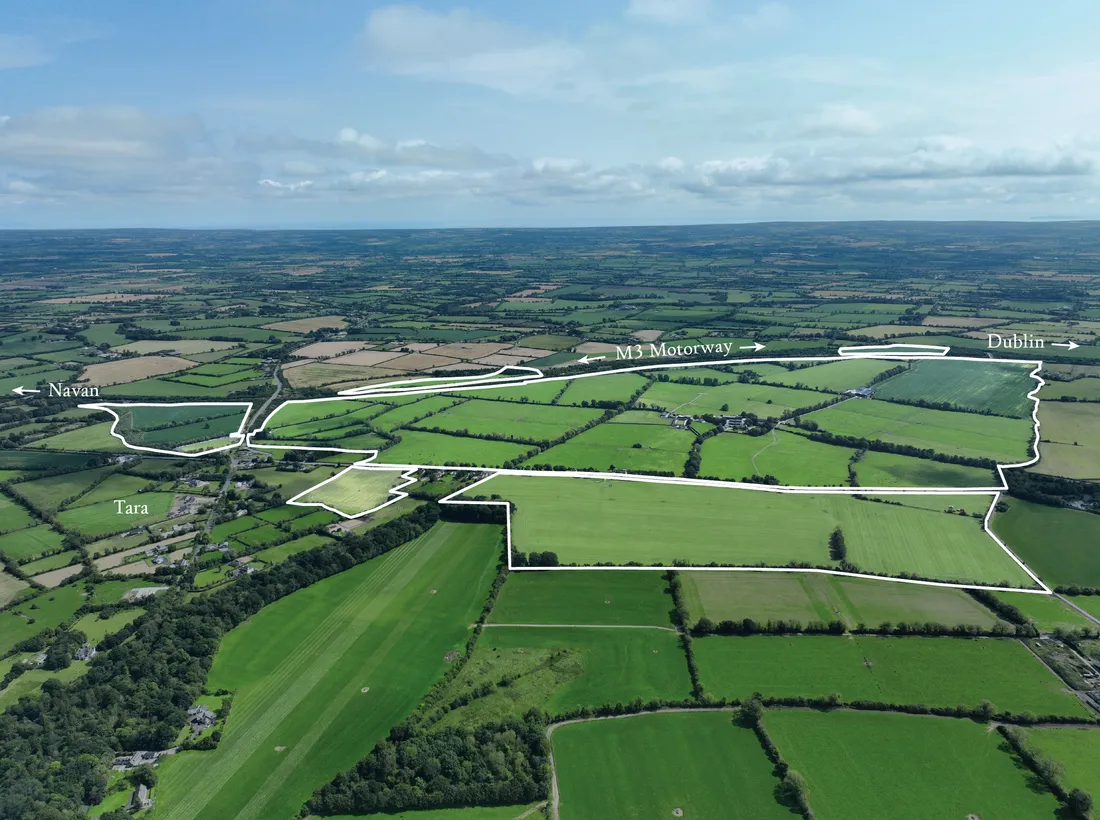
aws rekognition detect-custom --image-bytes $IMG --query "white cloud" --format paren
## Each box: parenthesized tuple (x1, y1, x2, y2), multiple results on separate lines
(800, 104, 882, 137)
(626, 0, 712, 25)
(0, 34, 50, 69)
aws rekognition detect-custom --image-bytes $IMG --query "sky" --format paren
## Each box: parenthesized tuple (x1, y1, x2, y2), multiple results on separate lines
(1, 0, 1099, 228)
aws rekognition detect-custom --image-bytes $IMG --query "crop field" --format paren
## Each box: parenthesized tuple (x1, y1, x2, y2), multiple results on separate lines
(700, 430, 854, 485)
(553, 712, 788, 820)
(639, 380, 821, 417)
(293, 467, 408, 517)
(382, 430, 534, 466)
(478, 475, 1032, 585)
(0, 570, 27, 607)
(491, 570, 673, 626)
(57, 492, 177, 537)
(873, 359, 1036, 417)
(1031, 401, 1100, 479)
(679, 571, 1000, 628)
(155, 522, 501, 820)
(414, 399, 604, 441)
(554, 372, 649, 406)
(694, 635, 1087, 715)
(0, 523, 66, 562)
(765, 710, 1061, 820)
(767, 358, 900, 392)
(1024, 727, 1100, 801)
(465, 627, 691, 713)
(994, 591, 1092, 631)
(806, 398, 1034, 463)
(525, 420, 694, 472)
(992, 498, 1100, 588)
(851, 449, 997, 487)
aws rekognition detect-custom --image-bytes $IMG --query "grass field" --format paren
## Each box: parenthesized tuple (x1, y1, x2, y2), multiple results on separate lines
(0, 585, 86, 654)
(250, 534, 335, 566)
(381, 431, 533, 466)
(992, 498, 1100, 588)
(0, 524, 65, 562)
(0, 570, 28, 607)
(0, 659, 90, 709)
(491, 571, 674, 626)
(995, 591, 1093, 631)
(765, 710, 1061, 820)
(554, 373, 649, 406)
(1032, 401, 1100, 479)
(57, 492, 177, 537)
(293, 467, 408, 517)
(21, 549, 81, 574)
(88, 578, 156, 604)
(155, 522, 502, 820)
(11, 465, 117, 513)
(680, 571, 1001, 628)
(526, 420, 694, 473)
(767, 358, 900, 392)
(368, 396, 463, 432)
(28, 421, 129, 453)
(67, 473, 152, 508)
(554, 712, 788, 820)
(478, 475, 1033, 585)
(0, 495, 37, 534)
(852, 449, 998, 487)
(416, 400, 603, 441)
(873, 359, 1036, 417)
(806, 399, 1034, 463)
(639, 380, 822, 418)
(694, 635, 1087, 715)
(462, 380, 563, 404)
(700, 430, 854, 485)
(321, 806, 543, 820)
(71, 609, 143, 642)
(1024, 726, 1100, 801)
(1039, 378, 1100, 401)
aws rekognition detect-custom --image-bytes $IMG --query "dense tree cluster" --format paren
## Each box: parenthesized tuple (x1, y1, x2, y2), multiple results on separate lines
(306, 716, 549, 816)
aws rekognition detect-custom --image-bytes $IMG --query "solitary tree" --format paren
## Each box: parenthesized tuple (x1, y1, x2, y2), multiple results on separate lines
(1067, 789, 1093, 819)
(829, 527, 847, 561)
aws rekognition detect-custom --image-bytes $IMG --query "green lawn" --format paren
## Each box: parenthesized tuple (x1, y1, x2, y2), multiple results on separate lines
(639, 380, 823, 418)
(526, 420, 694, 473)
(873, 359, 1036, 417)
(554, 712, 788, 820)
(491, 571, 674, 626)
(1024, 726, 1100, 801)
(71, 609, 143, 642)
(992, 498, 1100, 588)
(66, 473, 153, 508)
(852, 449, 998, 488)
(320, 806, 543, 820)
(0, 585, 87, 655)
(380, 430, 534, 466)
(154, 522, 501, 820)
(765, 710, 1061, 820)
(367, 396, 463, 432)
(21, 549, 82, 575)
(11, 465, 117, 513)
(694, 635, 1088, 716)
(478, 475, 1033, 586)
(554, 373, 649, 406)
(0, 524, 65, 562)
(57, 492, 177, 537)
(0, 659, 90, 708)
(293, 467, 407, 516)
(28, 421, 129, 453)
(994, 591, 1094, 631)
(680, 571, 1000, 629)
(88, 578, 157, 604)
(249, 533, 335, 566)
(0, 495, 40, 534)
(806, 398, 1034, 463)
(700, 430, 854, 485)
(765, 359, 901, 392)
(415, 400, 604, 441)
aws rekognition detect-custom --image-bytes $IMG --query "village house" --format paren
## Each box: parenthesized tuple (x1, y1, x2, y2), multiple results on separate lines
(74, 643, 97, 661)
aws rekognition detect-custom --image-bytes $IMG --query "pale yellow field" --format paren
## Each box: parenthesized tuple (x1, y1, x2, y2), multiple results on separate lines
(290, 340, 366, 359)
(30, 564, 84, 588)
(79, 356, 197, 385)
(113, 340, 239, 355)
(325, 349, 407, 366)
(382, 352, 462, 371)
(262, 315, 347, 333)
(429, 342, 513, 359)
(40, 293, 164, 304)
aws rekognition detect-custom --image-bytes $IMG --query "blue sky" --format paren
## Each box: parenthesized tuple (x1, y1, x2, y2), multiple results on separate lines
(1, 0, 1098, 227)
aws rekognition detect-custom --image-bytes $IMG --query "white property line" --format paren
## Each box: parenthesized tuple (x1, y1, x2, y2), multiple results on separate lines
(79, 401, 254, 458)
(285, 464, 419, 519)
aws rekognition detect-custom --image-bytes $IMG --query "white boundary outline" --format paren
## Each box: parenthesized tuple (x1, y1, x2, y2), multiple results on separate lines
(285, 464, 418, 519)
(78, 401, 254, 458)
(86, 351, 1056, 594)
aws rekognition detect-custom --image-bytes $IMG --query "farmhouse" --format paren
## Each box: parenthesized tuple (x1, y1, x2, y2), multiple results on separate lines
(718, 415, 750, 432)
(843, 387, 876, 398)
(126, 784, 153, 812)
(74, 643, 97, 661)
(187, 704, 216, 734)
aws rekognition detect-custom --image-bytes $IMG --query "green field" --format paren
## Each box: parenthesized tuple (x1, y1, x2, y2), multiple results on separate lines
(526, 420, 694, 473)
(694, 635, 1087, 716)
(155, 522, 501, 820)
(416, 400, 603, 441)
(322, 806, 543, 820)
(491, 571, 674, 626)
(11, 465, 117, 513)
(0, 659, 90, 708)
(995, 591, 1093, 631)
(765, 710, 1061, 820)
(462, 379, 563, 404)
(28, 421, 129, 453)
(262, 398, 388, 433)
(806, 399, 1034, 463)
(57, 492, 177, 537)
(111, 403, 249, 448)
(767, 358, 900, 392)
(554, 712, 788, 820)
(873, 359, 1036, 417)
(293, 468, 407, 516)
(67, 473, 152, 508)
(700, 430, 854, 485)
(1039, 377, 1100, 401)
(0, 570, 28, 607)
(478, 475, 1033, 586)
(71, 609, 143, 642)
(852, 449, 997, 487)
(381, 430, 533, 466)
(367, 396, 463, 432)
(680, 571, 1001, 628)
(0, 585, 87, 654)
(1032, 401, 1100, 479)
(992, 498, 1100, 588)
(554, 373, 649, 406)
(250, 533, 335, 566)
(639, 380, 822, 418)
(0, 524, 65, 562)
(1024, 726, 1100, 801)
(21, 549, 82, 575)
(88, 578, 158, 604)
(0, 495, 37, 534)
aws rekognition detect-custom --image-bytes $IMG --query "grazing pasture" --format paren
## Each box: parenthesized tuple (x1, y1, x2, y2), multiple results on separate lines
(680, 571, 1000, 628)
(526, 421, 694, 473)
(852, 449, 997, 488)
(1024, 727, 1100, 801)
(155, 522, 501, 820)
(992, 498, 1100, 588)
(699, 430, 854, 485)
(767, 358, 900, 392)
(57, 492, 177, 537)
(554, 712, 787, 820)
(994, 591, 1092, 631)
(1031, 401, 1100, 479)
(0, 524, 66, 562)
(491, 571, 673, 626)
(382, 431, 534, 466)
(0, 585, 86, 654)
(694, 635, 1087, 716)
(766, 710, 1062, 820)
(0, 495, 39, 533)
(12, 465, 117, 513)
(415, 400, 604, 441)
(873, 359, 1036, 417)
(554, 373, 649, 406)
(639, 380, 822, 417)
(293, 467, 409, 517)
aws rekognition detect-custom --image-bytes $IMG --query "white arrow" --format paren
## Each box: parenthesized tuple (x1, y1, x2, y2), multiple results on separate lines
(1052, 341, 1080, 350)
(739, 342, 766, 352)
(577, 354, 607, 365)
(11, 386, 41, 396)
